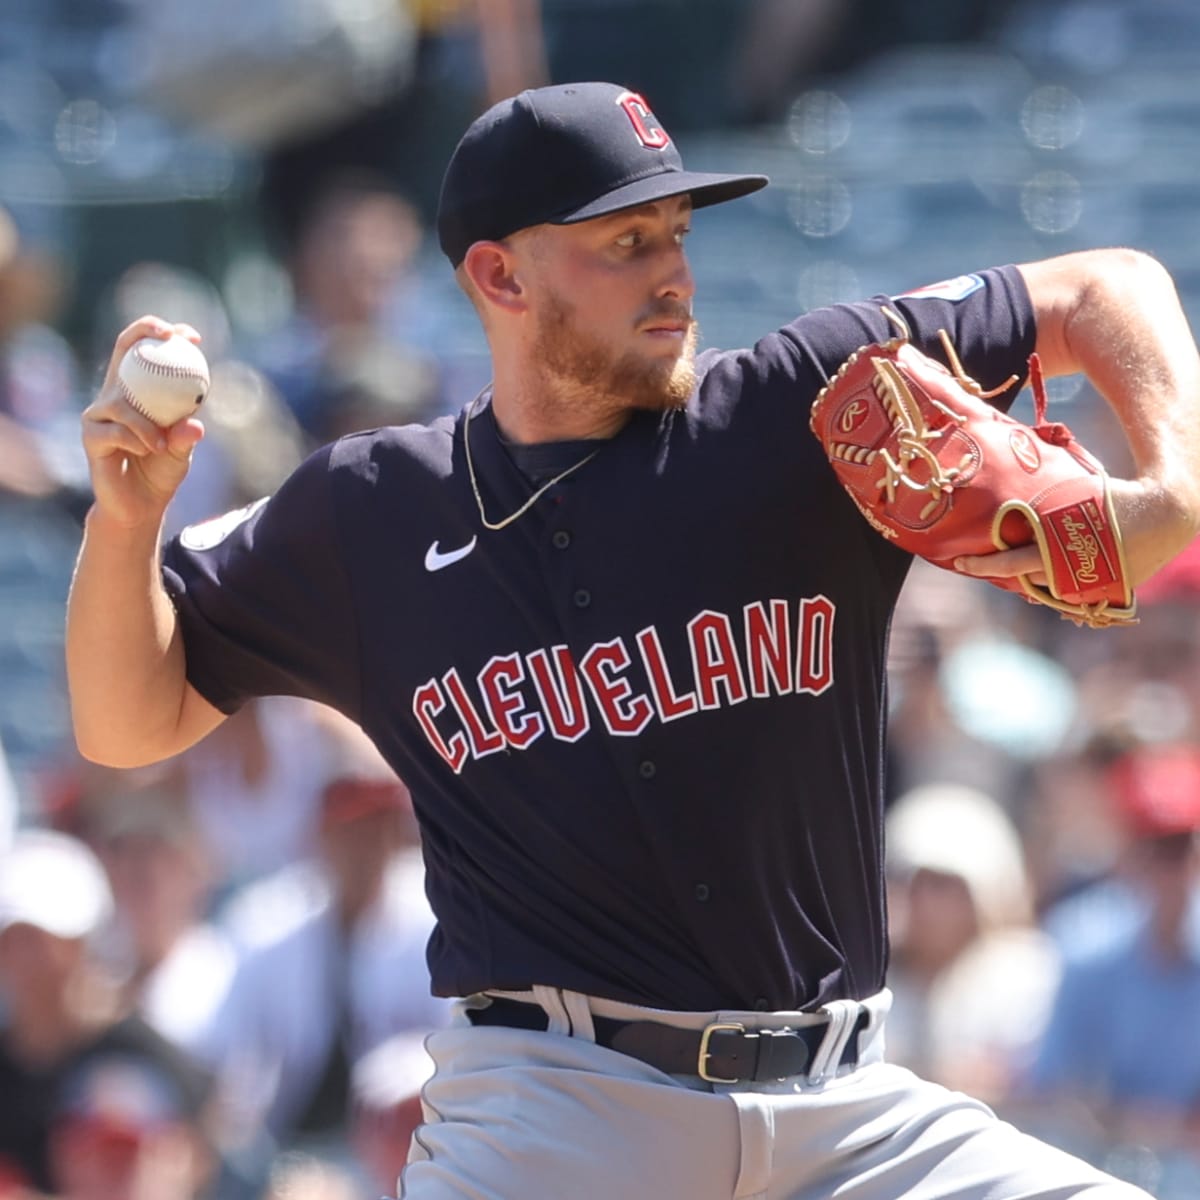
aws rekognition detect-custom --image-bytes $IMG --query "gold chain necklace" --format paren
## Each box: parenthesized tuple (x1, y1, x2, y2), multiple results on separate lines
(464, 390, 603, 531)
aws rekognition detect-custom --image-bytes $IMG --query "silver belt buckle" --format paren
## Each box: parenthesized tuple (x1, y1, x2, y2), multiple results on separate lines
(697, 1020, 746, 1083)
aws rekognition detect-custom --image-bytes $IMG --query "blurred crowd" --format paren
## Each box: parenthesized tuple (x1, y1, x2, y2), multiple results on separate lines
(3, 0, 1200, 1197)
(881, 557, 1200, 1195)
(0, 705, 448, 1200)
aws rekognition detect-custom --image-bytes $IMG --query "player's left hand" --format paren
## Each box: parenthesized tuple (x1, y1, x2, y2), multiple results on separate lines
(955, 473, 1194, 593)
(954, 543, 1046, 587)
(810, 327, 1138, 628)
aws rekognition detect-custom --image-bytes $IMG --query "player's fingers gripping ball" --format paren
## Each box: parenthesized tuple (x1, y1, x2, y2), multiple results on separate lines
(809, 311, 1136, 628)
(117, 333, 210, 428)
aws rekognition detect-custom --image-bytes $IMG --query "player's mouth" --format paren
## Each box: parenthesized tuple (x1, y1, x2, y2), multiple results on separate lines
(639, 318, 693, 340)
(638, 299, 693, 336)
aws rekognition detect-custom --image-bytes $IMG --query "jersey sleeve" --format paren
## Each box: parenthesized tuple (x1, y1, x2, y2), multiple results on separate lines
(772, 264, 1037, 412)
(161, 444, 362, 719)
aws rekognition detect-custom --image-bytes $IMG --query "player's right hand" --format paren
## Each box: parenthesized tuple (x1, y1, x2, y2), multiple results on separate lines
(81, 316, 206, 530)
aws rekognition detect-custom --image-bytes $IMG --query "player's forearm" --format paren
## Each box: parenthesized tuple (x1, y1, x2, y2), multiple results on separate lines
(66, 505, 191, 766)
(1020, 248, 1200, 579)
(1061, 251, 1200, 489)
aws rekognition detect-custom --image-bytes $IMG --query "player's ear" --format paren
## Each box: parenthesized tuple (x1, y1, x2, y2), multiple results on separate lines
(462, 241, 529, 316)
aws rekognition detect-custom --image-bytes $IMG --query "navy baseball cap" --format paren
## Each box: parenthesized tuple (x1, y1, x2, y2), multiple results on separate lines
(436, 81, 769, 266)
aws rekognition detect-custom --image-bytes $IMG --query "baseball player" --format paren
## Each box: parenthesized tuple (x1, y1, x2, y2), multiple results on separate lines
(68, 82, 1200, 1198)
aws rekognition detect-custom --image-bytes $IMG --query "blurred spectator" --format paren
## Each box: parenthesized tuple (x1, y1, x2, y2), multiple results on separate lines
(538, 0, 743, 128)
(1140, 536, 1200, 609)
(171, 698, 346, 899)
(100, 261, 233, 364)
(727, 0, 1023, 124)
(0, 829, 210, 1196)
(259, 1153, 359, 1200)
(253, 1, 548, 224)
(254, 173, 443, 445)
(348, 1032, 434, 1196)
(0, 203, 88, 515)
(192, 360, 307, 501)
(885, 566, 1020, 803)
(1027, 742, 1200, 1156)
(165, 358, 309, 541)
(1022, 741, 1134, 937)
(311, 336, 441, 444)
(46, 1047, 213, 1200)
(197, 714, 447, 1179)
(727, 0, 849, 124)
(407, 0, 548, 110)
(0, 829, 115, 1191)
(885, 783, 1059, 1107)
(79, 776, 236, 1060)
(0, 741, 15, 854)
(1037, 729, 1199, 960)
(275, 178, 440, 431)
(122, 0, 418, 152)
(1133, 538, 1200, 742)
(0, 206, 91, 785)
(883, 563, 1068, 813)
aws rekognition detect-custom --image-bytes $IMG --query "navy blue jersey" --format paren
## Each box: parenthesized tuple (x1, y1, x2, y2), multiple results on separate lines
(163, 266, 1035, 1011)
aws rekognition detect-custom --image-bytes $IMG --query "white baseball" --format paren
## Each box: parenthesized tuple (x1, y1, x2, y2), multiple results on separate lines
(117, 333, 210, 427)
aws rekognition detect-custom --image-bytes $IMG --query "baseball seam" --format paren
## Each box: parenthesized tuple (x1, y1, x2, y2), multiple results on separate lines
(118, 378, 200, 420)
(130, 347, 207, 381)
(119, 379, 163, 420)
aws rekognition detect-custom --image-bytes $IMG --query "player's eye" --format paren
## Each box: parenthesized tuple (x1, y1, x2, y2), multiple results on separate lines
(614, 230, 644, 249)
(674, 226, 692, 245)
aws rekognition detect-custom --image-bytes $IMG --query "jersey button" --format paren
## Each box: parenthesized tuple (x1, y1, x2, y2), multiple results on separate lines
(754, 997, 771, 1012)
(638, 760, 657, 780)
(573, 588, 591, 609)
(552, 530, 571, 549)
(694, 883, 711, 902)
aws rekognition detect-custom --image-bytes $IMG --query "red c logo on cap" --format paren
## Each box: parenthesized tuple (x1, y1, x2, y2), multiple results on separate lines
(616, 91, 670, 150)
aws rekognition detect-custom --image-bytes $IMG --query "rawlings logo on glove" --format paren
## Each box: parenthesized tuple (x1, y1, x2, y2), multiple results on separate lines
(810, 311, 1136, 628)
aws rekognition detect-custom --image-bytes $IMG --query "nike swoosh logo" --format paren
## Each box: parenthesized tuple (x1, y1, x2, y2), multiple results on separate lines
(424, 537, 478, 572)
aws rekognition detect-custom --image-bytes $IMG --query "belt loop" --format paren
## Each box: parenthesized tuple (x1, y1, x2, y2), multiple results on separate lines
(532, 985, 573, 1036)
(561, 990, 596, 1042)
(807, 1000, 859, 1083)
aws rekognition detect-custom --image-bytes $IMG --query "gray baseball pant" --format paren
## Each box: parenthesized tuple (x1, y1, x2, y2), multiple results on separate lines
(399, 985, 1149, 1199)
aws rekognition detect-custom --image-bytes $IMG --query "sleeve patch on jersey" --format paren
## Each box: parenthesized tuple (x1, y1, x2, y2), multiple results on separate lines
(893, 273, 984, 302)
(179, 496, 269, 551)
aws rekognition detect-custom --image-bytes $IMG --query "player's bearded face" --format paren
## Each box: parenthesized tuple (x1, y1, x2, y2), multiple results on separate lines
(532, 286, 697, 411)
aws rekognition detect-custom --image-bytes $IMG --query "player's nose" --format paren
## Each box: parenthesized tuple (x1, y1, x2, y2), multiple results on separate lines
(657, 247, 695, 303)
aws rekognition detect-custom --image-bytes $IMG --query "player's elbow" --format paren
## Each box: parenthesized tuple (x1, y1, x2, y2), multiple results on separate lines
(69, 693, 203, 769)
(1069, 249, 1182, 342)
(1087, 246, 1173, 296)
(71, 723, 169, 770)
(74, 742, 142, 769)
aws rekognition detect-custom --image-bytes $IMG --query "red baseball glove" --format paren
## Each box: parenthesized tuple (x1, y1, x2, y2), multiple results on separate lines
(809, 312, 1136, 628)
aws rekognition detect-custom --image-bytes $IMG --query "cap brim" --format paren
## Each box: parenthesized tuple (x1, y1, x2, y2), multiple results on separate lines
(554, 170, 768, 225)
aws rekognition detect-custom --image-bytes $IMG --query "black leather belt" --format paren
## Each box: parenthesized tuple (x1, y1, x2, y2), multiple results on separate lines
(468, 996, 869, 1083)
